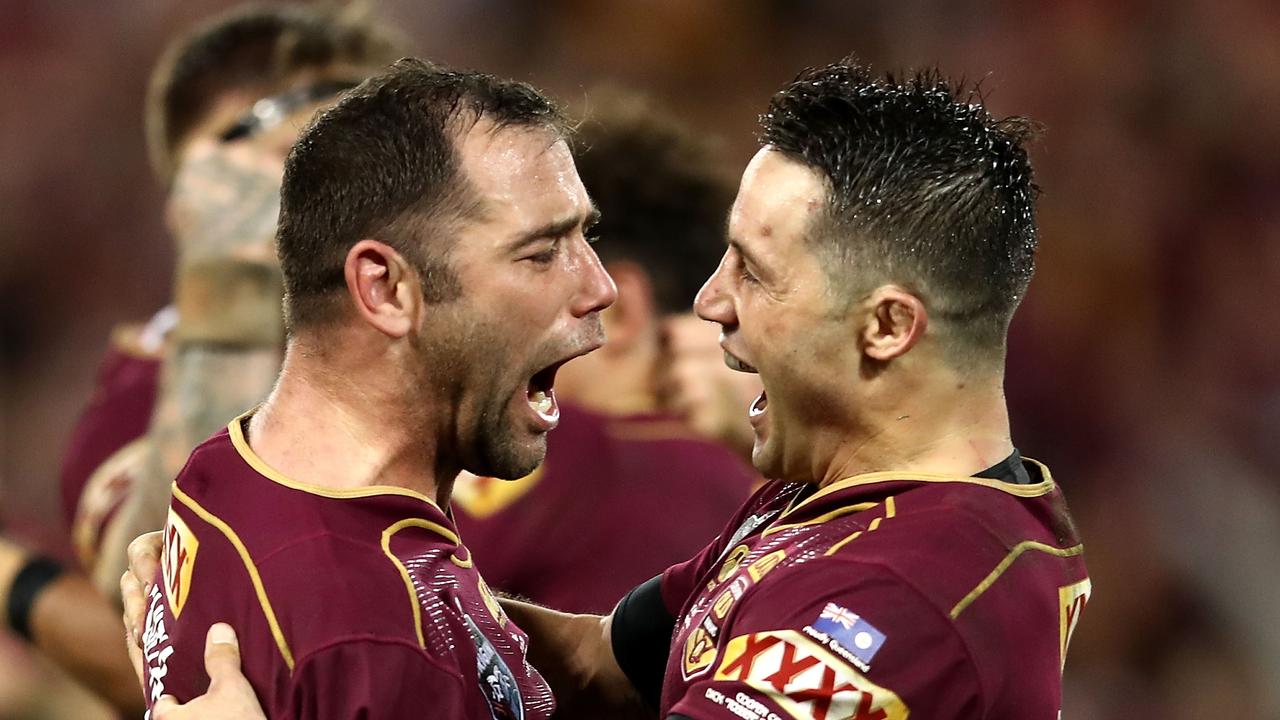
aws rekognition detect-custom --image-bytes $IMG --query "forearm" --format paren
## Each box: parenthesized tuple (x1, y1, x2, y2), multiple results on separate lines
(1, 539, 145, 714)
(500, 599, 653, 720)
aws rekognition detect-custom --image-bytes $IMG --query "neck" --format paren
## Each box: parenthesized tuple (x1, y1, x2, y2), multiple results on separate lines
(815, 365, 1014, 487)
(247, 334, 457, 508)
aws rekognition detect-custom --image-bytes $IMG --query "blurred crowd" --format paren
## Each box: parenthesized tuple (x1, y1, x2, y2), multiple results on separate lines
(1, 1, 1277, 718)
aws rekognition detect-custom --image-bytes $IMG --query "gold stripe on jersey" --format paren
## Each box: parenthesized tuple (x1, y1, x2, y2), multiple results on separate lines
(950, 540, 1086, 620)
(762, 502, 880, 538)
(824, 495, 898, 556)
(783, 458, 1056, 522)
(380, 518, 465, 648)
(171, 484, 296, 670)
(228, 413, 442, 508)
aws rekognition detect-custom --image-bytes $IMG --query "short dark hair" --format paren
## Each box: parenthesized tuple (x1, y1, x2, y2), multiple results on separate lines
(146, 3, 406, 182)
(573, 91, 734, 315)
(277, 58, 569, 330)
(760, 59, 1040, 366)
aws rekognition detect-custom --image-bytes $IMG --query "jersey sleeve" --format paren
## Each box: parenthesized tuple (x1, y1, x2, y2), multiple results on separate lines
(279, 637, 468, 719)
(668, 560, 985, 720)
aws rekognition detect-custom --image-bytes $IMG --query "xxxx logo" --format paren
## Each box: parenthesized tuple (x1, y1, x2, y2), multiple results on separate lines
(161, 509, 199, 619)
(1059, 578, 1091, 671)
(714, 631, 908, 720)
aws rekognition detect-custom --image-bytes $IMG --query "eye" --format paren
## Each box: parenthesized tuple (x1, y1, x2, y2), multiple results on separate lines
(524, 240, 560, 265)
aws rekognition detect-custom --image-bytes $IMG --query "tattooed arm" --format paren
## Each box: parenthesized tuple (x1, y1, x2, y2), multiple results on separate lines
(91, 139, 287, 598)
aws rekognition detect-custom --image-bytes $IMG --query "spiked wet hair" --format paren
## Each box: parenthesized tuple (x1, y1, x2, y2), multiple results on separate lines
(760, 59, 1040, 366)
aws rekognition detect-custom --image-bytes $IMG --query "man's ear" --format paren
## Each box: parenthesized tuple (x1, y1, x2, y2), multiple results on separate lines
(861, 285, 928, 362)
(343, 239, 416, 338)
(601, 261, 656, 354)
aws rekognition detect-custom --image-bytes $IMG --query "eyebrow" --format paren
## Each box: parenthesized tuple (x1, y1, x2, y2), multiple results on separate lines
(727, 237, 763, 271)
(509, 205, 601, 251)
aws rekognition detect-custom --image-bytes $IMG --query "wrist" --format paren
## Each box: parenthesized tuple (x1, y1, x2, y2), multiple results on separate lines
(0, 542, 66, 641)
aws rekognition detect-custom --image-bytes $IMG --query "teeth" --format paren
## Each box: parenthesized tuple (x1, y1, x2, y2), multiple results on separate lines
(723, 352, 758, 374)
(529, 390, 554, 416)
(749, 392, 768, 418)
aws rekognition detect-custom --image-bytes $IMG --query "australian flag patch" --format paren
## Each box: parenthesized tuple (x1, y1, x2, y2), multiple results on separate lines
(806, 602, 886, 672)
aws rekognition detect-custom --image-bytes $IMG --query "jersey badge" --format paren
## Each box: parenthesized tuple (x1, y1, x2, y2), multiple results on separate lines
(460, 607, 524, 720)
(715, 630, 908, 720)
(1058, 578, 1091, 671)
(161, 508, 199, 619)
(802, 603, 885, 672)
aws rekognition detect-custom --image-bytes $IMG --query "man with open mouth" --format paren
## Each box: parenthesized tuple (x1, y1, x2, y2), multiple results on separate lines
(128, 59, 616, 719)
(125, 58, 1088, 720)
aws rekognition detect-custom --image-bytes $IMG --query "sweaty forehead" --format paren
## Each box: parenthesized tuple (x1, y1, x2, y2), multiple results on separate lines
(458, 121, 585, 216)
(730, 147, 826, 244)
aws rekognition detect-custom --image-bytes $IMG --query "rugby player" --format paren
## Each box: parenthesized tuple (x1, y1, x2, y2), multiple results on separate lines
(135, 59, 615, 717)
(453, 93, 757, 614)
(0, 4, 402, 712)
(127, 59, 1090, 719)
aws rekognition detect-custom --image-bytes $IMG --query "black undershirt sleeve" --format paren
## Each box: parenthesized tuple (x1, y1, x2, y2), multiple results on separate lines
(610, 574, 675, 709)
(667, 715, 694, 720)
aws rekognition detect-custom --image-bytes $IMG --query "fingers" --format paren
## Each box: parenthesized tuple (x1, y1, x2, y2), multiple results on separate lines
(121, 571, 147, 687)
(152, 694, 180, 718)
(203, 623, 245, 689)
(127, 531, 164, 595)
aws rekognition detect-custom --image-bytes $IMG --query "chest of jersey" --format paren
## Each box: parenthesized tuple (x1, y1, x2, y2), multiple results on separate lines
(385, 527, 555, 720)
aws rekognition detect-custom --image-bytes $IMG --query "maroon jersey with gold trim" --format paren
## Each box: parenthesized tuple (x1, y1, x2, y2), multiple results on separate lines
(453, 402, 756, 613)
(140, 416, 554, 720)
(659, 460, 1089, 720)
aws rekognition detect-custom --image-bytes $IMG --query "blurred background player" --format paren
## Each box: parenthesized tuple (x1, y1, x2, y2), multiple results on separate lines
(452, 91, 759, 614)
(0, 4, 404, 714)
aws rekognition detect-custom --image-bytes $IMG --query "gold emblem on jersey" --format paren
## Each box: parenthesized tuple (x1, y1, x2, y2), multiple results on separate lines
(683, 626, 718, 678)
(747, 549, 787, 582)
(1058, 578, 1091, 671)
(161, 509, 199, 619)
(477, 575, 508, 626)
(714, 544, 751, 587)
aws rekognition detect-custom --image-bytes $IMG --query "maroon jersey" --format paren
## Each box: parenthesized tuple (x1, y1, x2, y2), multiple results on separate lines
(140, 415, 554, 720)
(658, 459, 1089, 720)
(60, 309, 172, 568)
(453, 402, 757, 614)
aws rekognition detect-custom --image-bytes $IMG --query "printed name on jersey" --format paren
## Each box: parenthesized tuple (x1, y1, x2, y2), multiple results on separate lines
(703, 687, 784, 720)
(460, 607, 525, 720)
(802, 603, 886, 673)
(713, 630, 908, 720)
(161, 508, 199, 619)
(1058, 578, 1091, 670)
(141, 584, 174, 714)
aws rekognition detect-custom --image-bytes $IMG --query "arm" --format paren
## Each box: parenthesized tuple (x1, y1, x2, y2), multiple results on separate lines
(500, 598, 654, 720)
(0, 538, 144, 714)
(92, 139, 286, 598)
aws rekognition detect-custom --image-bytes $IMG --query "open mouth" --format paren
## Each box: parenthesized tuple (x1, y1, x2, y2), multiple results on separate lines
(749, 389, 768, 419)
(526, 362, 562, 426)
